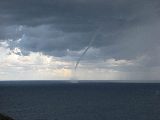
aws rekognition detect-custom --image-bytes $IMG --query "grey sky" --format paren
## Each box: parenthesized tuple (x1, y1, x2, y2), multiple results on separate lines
(0, 0, 160, 80)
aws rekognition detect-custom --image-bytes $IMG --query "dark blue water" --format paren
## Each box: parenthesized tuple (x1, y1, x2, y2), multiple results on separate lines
(0, 81, 160, 120)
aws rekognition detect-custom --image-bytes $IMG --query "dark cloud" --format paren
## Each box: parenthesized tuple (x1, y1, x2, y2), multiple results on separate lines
(1, 0, 159, 27)
(0, 0, 160, 66)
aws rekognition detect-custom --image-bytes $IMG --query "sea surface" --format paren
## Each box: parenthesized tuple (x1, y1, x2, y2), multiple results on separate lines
(0, 81, 160, 120)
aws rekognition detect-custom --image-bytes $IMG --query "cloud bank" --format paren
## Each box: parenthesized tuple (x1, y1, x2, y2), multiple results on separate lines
(0, 0, 160, 80)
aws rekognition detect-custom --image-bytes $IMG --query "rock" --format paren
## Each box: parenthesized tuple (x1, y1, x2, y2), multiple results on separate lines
(0, 113, 14, 120)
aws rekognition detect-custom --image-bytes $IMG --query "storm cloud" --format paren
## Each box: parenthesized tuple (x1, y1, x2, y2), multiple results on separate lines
(0, 0, 160, 79)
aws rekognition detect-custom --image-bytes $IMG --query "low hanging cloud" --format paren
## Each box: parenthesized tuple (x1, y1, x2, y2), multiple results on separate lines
(0, 0, 160, 80)
(0, 43, 74, 80)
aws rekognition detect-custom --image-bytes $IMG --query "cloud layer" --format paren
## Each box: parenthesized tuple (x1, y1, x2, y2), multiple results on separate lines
(0, 0, 160, 80)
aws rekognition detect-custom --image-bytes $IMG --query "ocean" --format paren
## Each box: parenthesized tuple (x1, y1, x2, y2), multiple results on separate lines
(0, 81, 160, 120)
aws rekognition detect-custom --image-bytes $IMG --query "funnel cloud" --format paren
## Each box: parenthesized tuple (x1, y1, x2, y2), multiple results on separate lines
(0, 0, 160, 80)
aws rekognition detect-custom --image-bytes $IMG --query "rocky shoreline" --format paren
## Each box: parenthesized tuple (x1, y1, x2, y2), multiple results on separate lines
(0, 113, 14, 120)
